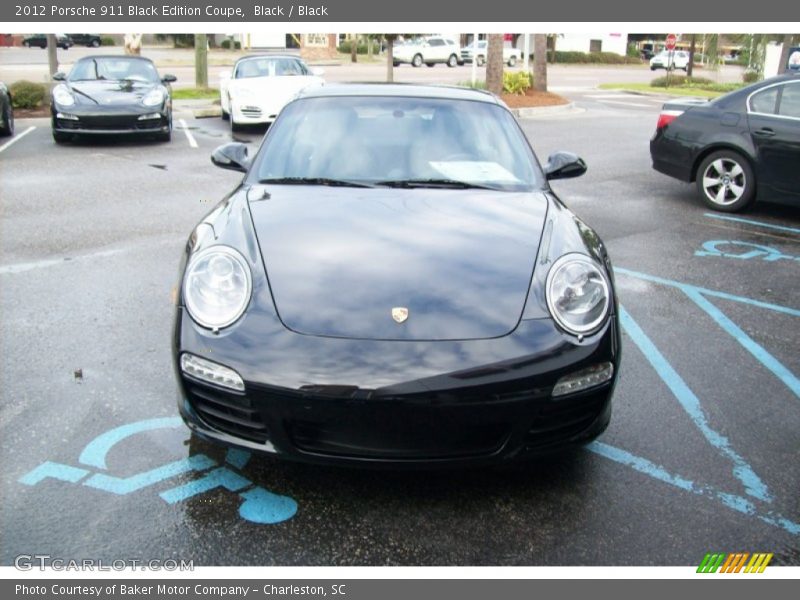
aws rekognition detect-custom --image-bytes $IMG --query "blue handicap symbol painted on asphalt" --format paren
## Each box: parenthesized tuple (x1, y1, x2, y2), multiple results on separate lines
(695, 240, 800, 262)
(18, 417, 297, 525)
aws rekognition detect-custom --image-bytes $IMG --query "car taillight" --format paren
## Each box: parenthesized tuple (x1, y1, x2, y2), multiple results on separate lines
(656, 109, 684, 130)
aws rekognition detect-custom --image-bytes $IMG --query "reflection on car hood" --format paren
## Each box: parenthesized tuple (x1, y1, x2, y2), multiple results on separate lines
(65, 80, 159, 106)
(248, 186, 549, 341)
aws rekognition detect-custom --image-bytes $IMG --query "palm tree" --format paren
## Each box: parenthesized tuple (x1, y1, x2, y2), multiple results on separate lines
(486, 34, 504, 95)
(533, 34, 548, 92)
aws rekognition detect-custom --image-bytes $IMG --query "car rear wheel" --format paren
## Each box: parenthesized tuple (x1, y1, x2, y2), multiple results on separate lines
(91, 39, 100, 48)
(447, 54, 458, 68)
(0, 103, 13, 137)
(507, 56, 517, 67)
(477, 55, 486, 67)
(696, 150, 755, 212)
(412, 54, 423, 67)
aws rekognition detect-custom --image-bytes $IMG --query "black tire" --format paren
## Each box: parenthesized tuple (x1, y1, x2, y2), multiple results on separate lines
(507, 55, 517, 67)
(425, 63, 435, 68)
(650, 66, 657, 71)
(476, 55, 486, 67)
(23, 41, 30, 48)
(447, 54, 458, 68)
(411, 54, 423, 68)
(221, 107, 230, 121)
(91, 39, 100, 48)
(392, 60, 400, 67)
(0, 103, 13, 137)
(695, 150, 756, 212)
(157, 119, 172, 142)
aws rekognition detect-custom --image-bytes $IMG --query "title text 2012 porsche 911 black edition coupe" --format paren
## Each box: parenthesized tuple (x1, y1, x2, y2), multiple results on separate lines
(173, 85, 620, 466)
(650, 73, 800, 212)
(50, 55, 176, 143)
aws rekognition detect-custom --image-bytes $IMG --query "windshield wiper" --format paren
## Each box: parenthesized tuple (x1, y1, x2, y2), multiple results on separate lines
(258, 177, 374, 188)
(374, 178, 500, 190)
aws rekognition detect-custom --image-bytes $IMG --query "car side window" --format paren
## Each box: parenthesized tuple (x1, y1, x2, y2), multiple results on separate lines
(750, 87, 779, 114)
(777, 84, 800, 118)
(429, 39, 444, 47)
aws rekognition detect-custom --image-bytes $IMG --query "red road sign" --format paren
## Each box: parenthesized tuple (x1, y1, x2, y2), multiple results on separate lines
(666, 34, 677, 50)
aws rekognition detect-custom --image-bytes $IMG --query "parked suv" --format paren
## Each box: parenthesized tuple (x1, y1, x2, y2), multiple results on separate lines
(68, 33, 102, 48)
(393, 36, 463, 68)
(650, 50, 689, 71)
(461, 40, 521, 67)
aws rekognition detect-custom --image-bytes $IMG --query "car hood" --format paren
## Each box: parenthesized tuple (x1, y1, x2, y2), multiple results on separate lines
(248, 186, 549, 341)
(65, 80, 159, 106)
(230, 76, 322, 101)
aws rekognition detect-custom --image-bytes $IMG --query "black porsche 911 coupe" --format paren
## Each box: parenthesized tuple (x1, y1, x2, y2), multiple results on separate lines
(173, 84, 620, 466)
(50, 55, 176, 143)
(650, 72, 800, 212)
(0, 82, 13, 137)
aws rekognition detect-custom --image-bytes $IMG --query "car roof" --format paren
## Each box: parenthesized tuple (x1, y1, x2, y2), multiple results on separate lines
(235, 54, 304, 63)
(295, 83, 501, 104)
(74, 54, 155, 62)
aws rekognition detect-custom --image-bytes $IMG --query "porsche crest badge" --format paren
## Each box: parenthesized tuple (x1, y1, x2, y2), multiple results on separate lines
(391, 307, 409, 323)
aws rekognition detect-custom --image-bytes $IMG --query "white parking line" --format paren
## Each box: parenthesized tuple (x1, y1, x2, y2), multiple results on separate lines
(600, 100, 653, 108)
(0, 126, 36, 154)
(178, 119, 198, 148)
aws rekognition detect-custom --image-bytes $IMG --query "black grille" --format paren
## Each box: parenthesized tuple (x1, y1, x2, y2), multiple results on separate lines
(185, 382, 269, 443)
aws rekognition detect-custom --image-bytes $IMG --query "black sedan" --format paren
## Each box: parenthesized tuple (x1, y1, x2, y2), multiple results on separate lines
(22, 34, 72, 49)
(67, 33, 102, 48)
(50, 56, 176, 143)
(650, 73, 800, 212)
(173, 84, 620, 467)
(0, 82, 13, 137)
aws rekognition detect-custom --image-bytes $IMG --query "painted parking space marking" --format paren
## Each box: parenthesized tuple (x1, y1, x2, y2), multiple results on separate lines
(597, 267, 800, 536)
(695, 240, 800, 262)
(19, 417, 297, 525)
(596, 100, 653, 108)
(619, 305, 771, 501)
(0, 126, 36, 154)
(178, 118, 198, 148)
(704, 213, 800, 236)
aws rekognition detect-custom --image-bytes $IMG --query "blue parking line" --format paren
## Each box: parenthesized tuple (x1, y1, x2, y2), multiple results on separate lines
(615, 267, 800, 318)
(684, 289, 800, 398)
(19, 462, 89, 486)
(588, 442, 799, 536)
(159, 467, 251, 504)
(704, 213, 800, 235)
(78, 417, 184, 469)
(619, 305, 771, 502)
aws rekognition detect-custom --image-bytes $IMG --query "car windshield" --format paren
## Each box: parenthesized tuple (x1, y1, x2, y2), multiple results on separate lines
(235, 58, 308, 78)
(68, 58, 159, 83)
(250, 95, 542, 191)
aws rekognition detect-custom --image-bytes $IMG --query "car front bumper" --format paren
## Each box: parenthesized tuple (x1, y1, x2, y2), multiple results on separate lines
(52, 106, 170, 135)
(174, 309, 620, 467)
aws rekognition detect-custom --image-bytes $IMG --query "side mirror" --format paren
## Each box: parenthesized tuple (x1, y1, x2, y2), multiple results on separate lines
(544, 151, 587, 181)
(311, 67, 325, 77)
(162, 74, 177, 83)
(211, 143, 250, 173)
(53, 72, 67, 81)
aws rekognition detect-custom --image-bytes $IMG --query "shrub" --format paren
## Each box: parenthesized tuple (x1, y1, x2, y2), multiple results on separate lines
(545, 51, 640, 65)
(100, 36, 116, 46)
(503, 71, 532, 95)
(220, 39, 241, 50)
(458, 80, 487, 90)
(9, 81, 47, 109)
(337, 40, 377, 56)
(742, 69, 760, 83)
(650, 75, 714, 87)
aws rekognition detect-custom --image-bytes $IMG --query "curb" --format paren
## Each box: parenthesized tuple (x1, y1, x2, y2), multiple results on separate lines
(510, 102, 581, 118)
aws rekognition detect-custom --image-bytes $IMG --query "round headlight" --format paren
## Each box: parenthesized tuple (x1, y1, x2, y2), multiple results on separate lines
(183, 246, 252, 330)
(546, 254, 610, 335)
(53, 84, 75, 107)
(142, 88, 165, 107)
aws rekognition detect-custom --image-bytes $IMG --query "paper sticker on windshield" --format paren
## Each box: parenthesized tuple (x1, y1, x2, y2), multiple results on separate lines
(429, 161, 520, 183)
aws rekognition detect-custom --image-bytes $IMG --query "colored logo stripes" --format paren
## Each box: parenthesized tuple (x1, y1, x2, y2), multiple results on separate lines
(697, 552, 773, 573)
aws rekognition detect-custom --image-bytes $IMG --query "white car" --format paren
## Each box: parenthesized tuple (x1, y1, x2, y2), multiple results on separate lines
(460, 40, 521, 67)
(650, 50, 690, 71)
(220, 55, 324, 130)
(392, 36, 463, 68)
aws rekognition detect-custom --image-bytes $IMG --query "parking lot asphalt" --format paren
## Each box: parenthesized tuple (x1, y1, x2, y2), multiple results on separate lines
(1, 93, 798, 566)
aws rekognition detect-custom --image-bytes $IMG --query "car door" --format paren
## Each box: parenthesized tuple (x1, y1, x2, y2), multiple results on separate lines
(747, 80, 800, 199)
(427, 38, 446, 61)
